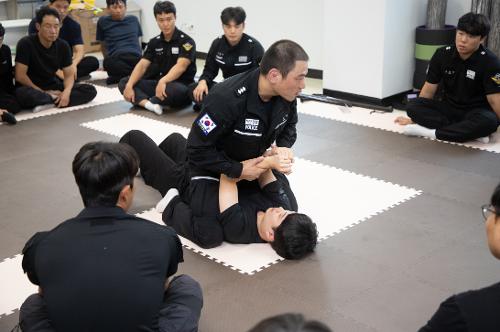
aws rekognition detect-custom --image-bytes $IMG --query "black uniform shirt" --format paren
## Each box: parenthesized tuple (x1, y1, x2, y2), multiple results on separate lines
(427, 44, 500, 109)
(143, 28, 196, 84)
(22, 206, 183, 332)
(419, 281, 500, 332)
(0, 44, 14, 93)
(220, 179, 295, 244)
(186, 68, 298, 178)
(199, 33, 264, 84)
(15, 35, 72, 89)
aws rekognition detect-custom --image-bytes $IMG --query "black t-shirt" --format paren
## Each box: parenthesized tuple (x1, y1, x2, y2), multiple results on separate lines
(219, 177, 297, 244)
(199, 33, 264, 84)
(419, 281, 500, 332)
(427, 44, 500, 109)
(186, 68, 298, 178)
(0, 44, 14, 93)
(142, 28, 196, 84)
(22, 206, 183, 332)
(28, 15, 84, 49)
(15, 35, 72, 89)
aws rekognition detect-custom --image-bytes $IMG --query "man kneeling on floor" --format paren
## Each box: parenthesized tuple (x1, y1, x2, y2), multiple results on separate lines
(120, 130, 318, 260)
(15, 6, 97, 113)
(19, 142, 203, 332)
(395, 12, 500, 143)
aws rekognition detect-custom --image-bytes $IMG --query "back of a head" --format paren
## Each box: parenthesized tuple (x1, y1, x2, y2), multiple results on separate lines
(248, 313, 332, 332)
(220, 6, 246, 25)
(72, 142, 139, 208)
(457, 12, 490, 37)
(154, 0, 176, 17)
(271, 213, 318, 260)
(260, 39, 309, 77)
(106, 0, 127, 7)
(35, 6, 60, 24)
(0, 23, 4, 37)
(491, 182, 500, 212)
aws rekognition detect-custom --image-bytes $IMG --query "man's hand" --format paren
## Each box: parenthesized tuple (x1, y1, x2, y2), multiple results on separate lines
(193, 80, 208, 103)
(123, 85, 135, 103)
(155, 80, 168, 101)
(240, 156, 266, 181)
(394, 116, 413, 125)
(55, 89, 71, 107)
(260, 154, 293, 174)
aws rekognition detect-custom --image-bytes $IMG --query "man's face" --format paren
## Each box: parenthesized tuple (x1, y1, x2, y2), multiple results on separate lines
(108, 1, 127, 21)
(222, 20, 244, 46)
(50, 0, 70, 21)
(36, 15, 61, 43)
(260, 207, 294, 242)
(273, 61, 308, 102)
(455, 30, 484, 57)
(156, 12, 176, 37)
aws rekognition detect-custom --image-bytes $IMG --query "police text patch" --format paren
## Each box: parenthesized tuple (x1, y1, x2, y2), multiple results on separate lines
(466, 70, 476, 80)
(245, 118, 259, 131)
(171, 47, 179, 54)
(198, 114, 217, 135)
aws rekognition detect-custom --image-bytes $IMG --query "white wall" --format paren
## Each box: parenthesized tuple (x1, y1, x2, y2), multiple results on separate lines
(447, 0, 472, 24)
(135, 0, 324, 70)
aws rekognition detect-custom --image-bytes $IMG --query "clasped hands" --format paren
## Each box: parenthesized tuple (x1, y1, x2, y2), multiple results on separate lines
(239, 145, 294, 181)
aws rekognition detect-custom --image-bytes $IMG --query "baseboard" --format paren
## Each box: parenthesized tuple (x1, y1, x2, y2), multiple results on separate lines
(323, 89, 412, 108)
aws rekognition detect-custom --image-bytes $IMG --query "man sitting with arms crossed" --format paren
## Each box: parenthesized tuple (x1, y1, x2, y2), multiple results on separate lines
(120, 130, 318, 259)
(15, 6, 97, 112)
(28, 0, 99, 80)
(119, 0, 196, 115)
(18, 141, 202, 332)
(396, 12, 500, 143)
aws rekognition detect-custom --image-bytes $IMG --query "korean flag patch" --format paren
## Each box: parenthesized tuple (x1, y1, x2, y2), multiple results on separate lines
(198, 113, 217, 135)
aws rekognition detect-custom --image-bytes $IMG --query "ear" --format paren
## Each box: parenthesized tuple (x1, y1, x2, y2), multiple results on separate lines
(267, 68, 282, 84)
(117, 184, 133, 210)
(35, 23, 41, 32)
(267, 230, 275, 242)
(481, 36, 487, 44)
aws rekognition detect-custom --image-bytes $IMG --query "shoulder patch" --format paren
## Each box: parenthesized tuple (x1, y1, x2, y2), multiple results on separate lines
(182, 42, 193, 51)
(198, 113, 217, 135)
(491, 73, 500, 85)
(235, 86, 247, 97)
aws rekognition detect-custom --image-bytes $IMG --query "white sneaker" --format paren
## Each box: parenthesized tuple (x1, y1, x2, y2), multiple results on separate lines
(33, 104, 54, 113)
(156, 188, 179, 213)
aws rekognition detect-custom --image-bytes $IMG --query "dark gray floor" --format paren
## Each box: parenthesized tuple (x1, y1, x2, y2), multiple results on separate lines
(1, 100, 500, 332)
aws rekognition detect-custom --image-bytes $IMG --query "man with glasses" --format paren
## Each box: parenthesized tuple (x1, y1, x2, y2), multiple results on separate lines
(419, 183, 500, 331)
(14, 6, 97, 112)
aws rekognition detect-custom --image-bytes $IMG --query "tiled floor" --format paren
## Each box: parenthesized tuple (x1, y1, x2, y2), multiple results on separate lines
(1, 75, 500, 332)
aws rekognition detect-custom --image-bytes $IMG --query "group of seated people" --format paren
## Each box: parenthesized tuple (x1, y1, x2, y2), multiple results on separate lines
(2, 0, 499, 330)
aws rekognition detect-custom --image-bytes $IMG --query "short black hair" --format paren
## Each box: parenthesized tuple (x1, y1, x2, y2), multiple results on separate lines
(260, 39, 309, 77)
(154, 1, 176, 17)
(271, 213, 317, 260)
(35, 6, 60, 25)
(248, 313, 332, 332)
(49, 0, 71, 4)
(491, 182, 500, 214)
(220, 6, 246, 25)
(457, 12, 490, 37)
(72, 142, 139, 208)
(0, 23, 5, 37)
(106, 0, 127, 7)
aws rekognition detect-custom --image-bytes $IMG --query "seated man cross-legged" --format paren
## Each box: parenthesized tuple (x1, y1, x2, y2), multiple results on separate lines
(395, 12, 500, 143)
(119, 1, 196, 115)
(28, 0, 100, 80)
(120, 130, 318, 259)
(19, 141, 203, 332)
(14, 6, 97, 112)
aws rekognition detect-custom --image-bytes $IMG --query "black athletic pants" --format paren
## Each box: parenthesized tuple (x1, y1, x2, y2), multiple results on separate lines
(103, 53, 141, 84)
(18, 275, 203, 332)
(118, 77, 192, 108)
(119, 130, 224, 249)
(0, 91, 21, 114)
(76, 56, 100, 78)
(15, 82, 97, 109)
(406, 97, 499, 142)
